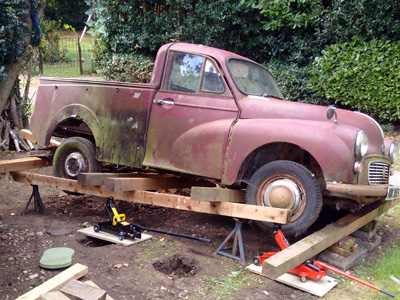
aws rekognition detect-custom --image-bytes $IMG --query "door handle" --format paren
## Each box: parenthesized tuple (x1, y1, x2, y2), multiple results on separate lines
(153, 99, 175, 105)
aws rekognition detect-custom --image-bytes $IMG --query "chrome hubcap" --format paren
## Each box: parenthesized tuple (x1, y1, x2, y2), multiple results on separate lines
(65, 152, 87, 178)
(263, 179, 301, 213)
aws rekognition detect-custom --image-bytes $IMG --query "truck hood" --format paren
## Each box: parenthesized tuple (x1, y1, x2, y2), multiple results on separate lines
(239, 96, 385, 155)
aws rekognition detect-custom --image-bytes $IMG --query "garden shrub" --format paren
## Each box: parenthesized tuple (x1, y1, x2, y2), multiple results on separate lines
(0, 0, 33, 80)
(309, 38, 400, 122)
(91, 37, 154, 83)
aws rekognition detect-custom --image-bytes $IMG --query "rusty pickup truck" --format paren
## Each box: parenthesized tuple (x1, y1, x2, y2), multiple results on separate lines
(30, 42, 399, 235)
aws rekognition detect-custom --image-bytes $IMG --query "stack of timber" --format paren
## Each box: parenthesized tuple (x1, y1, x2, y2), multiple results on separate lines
(16, 263, 113, 300)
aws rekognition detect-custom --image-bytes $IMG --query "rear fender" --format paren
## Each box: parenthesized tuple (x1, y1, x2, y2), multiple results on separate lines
(222, 119, 359, 185)
(46, 104, 102, 147)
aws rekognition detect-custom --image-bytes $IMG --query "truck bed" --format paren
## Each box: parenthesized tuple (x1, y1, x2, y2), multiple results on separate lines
(30, 77, 158, 167)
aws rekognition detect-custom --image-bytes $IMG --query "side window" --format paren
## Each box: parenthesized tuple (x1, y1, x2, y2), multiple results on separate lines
(200, 59, 225, 94)
(165, 52, 204, 93)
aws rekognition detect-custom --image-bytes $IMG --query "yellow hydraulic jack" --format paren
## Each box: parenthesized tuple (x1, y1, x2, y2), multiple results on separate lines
(94, 197, 211, 243)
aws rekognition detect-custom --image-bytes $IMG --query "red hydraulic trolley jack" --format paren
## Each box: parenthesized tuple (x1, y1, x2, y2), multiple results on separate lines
(254, 225, 395, 298)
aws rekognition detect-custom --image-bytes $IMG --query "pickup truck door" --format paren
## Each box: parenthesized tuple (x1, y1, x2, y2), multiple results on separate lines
(143, 51, 239, 179)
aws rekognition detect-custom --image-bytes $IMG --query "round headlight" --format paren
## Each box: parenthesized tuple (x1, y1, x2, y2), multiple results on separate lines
(355, 130, 368, 159)
(389, 142, 399, 164)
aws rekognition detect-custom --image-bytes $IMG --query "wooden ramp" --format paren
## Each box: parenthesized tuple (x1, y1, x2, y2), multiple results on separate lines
(7, 171, 290, 224)
(261, 197, 400, 280)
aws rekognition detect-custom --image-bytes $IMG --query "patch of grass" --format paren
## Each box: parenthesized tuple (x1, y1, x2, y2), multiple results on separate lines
(201, 260, 262, 299)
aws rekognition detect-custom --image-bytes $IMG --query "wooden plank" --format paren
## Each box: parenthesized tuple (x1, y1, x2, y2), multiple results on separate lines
(262, 197, 400, 280)
(77, 227, 152, 246)
(20, 129, 61, 146)
(39, 291, 70, 300)
(8, 171, 290, 224)
(77, 172, 179, 186)
(247, 264, 339, 297)
(60, 280, 106, 300)
(105, 177, 191, 191)
(77, 173, 142, 186)
(191, 187, 245, 203)
(0, 157, 51, 173)
(16, 263, 88, 300)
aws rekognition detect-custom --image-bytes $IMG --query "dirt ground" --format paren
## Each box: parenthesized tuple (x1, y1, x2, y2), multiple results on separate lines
(0, 151, 399, 300)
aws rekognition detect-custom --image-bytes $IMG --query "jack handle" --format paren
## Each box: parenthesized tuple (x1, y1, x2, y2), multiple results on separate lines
(314, 261, 395, 298)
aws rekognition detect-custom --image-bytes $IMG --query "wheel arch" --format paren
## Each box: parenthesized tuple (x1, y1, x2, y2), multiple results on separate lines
(236, 142, 326, 191)
(46, 104, 102, 147)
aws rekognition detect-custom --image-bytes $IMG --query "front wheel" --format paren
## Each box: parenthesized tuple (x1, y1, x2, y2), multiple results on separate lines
(245, 160, 322, 236)
(53, 137, 101, 180)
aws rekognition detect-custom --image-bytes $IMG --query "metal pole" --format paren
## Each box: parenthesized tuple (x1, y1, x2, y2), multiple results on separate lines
(78, 37, 83, 75)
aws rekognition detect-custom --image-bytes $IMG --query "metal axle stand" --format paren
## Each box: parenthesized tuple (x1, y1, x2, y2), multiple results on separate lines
(23, 185, 47, 215)
(214, 218, 246, 265)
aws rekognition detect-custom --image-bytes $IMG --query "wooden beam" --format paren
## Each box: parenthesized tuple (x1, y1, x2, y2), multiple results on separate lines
(16, 263, 88, 300)
(262, 197, 400, 280)
(8, 171, 290, 224)
(77, 172, 178, 186)
(105, 177, 192, 191)
(191, 187, 245, 203)
(78, 173, 139, 186)
(0, 157, 51, 173)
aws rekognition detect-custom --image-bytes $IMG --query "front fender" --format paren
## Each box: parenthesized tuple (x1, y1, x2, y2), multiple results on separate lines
(221, 119, 359, 185)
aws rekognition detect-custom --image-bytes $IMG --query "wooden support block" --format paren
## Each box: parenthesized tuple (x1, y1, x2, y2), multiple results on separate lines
(9, 172, 290, 224)
(60, 280, 106, 300)
(16, 263, 88, 300)
(84, 281, 114, 300)
(40, 291, 70, 300)
(191, 187, 245, 203)
(0, 157, 51, 173)
(105, 177, 190, 191)
(77, 172, 177, 186)
(261, 197, 400, 280)
(77, 173, 137, 186)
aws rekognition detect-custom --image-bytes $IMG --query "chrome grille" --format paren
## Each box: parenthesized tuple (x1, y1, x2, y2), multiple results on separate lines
(368, 161, 390, 185)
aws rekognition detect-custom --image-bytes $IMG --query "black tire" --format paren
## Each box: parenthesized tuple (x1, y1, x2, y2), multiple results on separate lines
(93, 224, 101, 232)
(245, 160, 322, 236)
(53, 137, 101, 180)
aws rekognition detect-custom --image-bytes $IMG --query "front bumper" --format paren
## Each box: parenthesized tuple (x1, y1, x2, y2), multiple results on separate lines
(326, 182, 400, 203)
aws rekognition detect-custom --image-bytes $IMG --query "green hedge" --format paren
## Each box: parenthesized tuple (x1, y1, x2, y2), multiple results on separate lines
(267, 60, 325, 106)
(91, 37, 154, 83)
(309, 38, 400, 122)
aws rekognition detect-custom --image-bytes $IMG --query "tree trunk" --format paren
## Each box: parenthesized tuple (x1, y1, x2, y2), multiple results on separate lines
(10, 95, 22, 130)
(0, 2, 44, 116)
(23, 46, 34, 100)
(0, 118, 11, 151)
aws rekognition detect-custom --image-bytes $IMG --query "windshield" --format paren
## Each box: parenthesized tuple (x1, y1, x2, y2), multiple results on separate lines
(227, 59, 284, 99)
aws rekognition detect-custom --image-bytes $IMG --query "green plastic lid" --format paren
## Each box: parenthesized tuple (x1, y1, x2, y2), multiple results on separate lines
(39, 247, 75, 269)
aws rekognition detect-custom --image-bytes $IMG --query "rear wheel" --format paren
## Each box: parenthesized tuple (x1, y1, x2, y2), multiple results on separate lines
(53, 137, 101, 180)
(245, 160, 322, 235)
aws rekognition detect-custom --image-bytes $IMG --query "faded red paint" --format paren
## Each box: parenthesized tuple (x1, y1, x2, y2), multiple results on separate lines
(30, 42, 396, 203)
